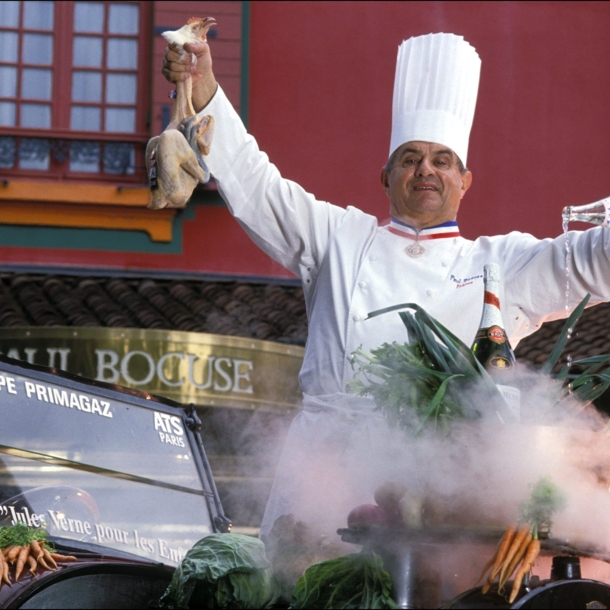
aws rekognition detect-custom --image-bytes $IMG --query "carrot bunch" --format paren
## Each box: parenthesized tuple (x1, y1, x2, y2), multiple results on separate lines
(480, 523, 540, 602)
(479, 477, 566, 604)
(0, 524, 76, 586)
(1, 540, 76, 583)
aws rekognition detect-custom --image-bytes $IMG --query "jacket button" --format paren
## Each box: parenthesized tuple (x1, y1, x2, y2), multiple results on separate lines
(426, 290, 433, 296)
(359, 281, 368, 289)
(369, 255, 377, 261)
(352, 314, 361, 322)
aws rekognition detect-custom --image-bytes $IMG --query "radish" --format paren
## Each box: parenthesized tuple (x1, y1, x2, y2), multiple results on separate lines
(347, 504, 391, 528)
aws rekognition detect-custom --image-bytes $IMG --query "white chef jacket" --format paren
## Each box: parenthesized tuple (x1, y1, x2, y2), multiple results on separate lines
(200, 87, 610, 537)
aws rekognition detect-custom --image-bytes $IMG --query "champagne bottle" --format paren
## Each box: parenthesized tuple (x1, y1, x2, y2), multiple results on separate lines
(563, 197, 610, 228)
(471, 263, 520, 420)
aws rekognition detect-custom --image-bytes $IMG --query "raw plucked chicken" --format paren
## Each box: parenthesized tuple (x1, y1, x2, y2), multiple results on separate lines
(146, 17, 216, 209)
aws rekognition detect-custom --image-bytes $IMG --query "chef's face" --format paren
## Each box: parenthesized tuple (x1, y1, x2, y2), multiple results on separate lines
(380, 141, 472, 229)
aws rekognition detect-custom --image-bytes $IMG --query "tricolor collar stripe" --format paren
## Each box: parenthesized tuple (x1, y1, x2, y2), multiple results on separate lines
(388, 227, 460, 241)
(388, 217, 460, 240)
(391, 217, 458, 230)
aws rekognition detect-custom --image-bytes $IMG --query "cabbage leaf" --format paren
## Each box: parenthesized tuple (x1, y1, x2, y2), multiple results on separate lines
(289, 551, 397, 609)
(159, 533, 280, 609)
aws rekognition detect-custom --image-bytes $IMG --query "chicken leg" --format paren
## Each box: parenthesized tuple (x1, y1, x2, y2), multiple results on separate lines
(146, 17, 216, 210)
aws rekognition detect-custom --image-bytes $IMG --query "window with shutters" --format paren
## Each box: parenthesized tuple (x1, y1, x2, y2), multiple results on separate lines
(0, 0, 151, 183)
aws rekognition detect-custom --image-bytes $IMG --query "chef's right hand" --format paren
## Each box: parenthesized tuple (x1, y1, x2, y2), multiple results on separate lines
(162, 41, 218, 112)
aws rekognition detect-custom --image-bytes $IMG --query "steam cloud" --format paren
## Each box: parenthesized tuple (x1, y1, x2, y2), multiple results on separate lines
(237, 362, 610, 597)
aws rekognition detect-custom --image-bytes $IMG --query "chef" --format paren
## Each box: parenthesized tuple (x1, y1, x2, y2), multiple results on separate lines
(163, 33, 610, 540)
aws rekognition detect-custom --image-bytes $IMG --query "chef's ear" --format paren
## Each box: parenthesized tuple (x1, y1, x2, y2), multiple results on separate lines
(460, 170, 472, 198)
(380, 168, 390, 195)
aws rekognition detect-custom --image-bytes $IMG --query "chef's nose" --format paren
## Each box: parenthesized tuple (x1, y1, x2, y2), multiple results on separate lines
(415, 157, 434, 176)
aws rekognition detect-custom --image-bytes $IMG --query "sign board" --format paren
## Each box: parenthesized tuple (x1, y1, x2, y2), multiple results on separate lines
(0, 327, 304, 412)
(0, 356, 227, 566)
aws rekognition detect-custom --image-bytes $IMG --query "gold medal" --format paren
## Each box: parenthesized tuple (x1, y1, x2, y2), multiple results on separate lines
(405, 242, 425, 258)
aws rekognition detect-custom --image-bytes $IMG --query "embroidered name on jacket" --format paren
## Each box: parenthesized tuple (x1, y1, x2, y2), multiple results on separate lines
(450, 273, 483, 289)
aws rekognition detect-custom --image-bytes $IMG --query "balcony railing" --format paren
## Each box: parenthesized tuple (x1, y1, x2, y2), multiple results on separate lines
(0, 129, 147, 183)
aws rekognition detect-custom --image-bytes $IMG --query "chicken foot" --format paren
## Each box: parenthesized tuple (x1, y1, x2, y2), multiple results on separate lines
(179, 114, 215, 183)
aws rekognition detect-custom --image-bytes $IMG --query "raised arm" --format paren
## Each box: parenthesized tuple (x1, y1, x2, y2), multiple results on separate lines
(162, 40, 350, 279)
(501, 227, 610, 343)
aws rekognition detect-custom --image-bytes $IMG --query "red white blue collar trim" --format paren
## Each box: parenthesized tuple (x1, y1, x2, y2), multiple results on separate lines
(388, 217, 460, 241)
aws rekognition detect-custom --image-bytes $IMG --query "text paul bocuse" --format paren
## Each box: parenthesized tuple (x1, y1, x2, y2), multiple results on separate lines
(2, 346, 254, 394)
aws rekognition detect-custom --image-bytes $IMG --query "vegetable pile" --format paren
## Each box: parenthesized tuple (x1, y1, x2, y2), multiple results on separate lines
(160, 527, 398, 610)
(0, 524, 76, 586)
(355, 295, 610, 432)
(347, 303, 508, 433)
(480, 477, 566, 603)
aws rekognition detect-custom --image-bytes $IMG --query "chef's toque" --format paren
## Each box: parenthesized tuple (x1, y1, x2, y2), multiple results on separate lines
(390, 33, 481, 166)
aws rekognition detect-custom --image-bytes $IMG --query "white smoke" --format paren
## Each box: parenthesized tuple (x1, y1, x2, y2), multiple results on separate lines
(249, 361, 610, 598)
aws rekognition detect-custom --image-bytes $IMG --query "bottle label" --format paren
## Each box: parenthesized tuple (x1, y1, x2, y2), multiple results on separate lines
(488, 326, 506, 344)
(490, 356, 511, 369)
(497, 384, 520, 420)
(484, 291, 501, 308)
(475, 325, 507, 344)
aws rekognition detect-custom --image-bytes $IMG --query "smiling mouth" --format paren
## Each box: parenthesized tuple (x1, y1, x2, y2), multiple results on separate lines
(413, 185, 438, 191)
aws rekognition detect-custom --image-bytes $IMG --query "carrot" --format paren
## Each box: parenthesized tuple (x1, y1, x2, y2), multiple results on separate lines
(15, 544, 30, 581)
(37, 555, 51, 571)
(482, 524, 517, 594)
(30, 540, 43, 562)
(42, 548, 57, 569)
(30, 540, 51, 570)
(26, 555, 37, 577)
(2, 558, 9, 587)
(498, 531, 533, 593)
(0, 553, 4, 589)
(508, 539, 541, 604)
(7, 546, 21, 564)
(499, 524, 529, 574)
(2, 546, 13, 559)
(49, 553, 77, 563)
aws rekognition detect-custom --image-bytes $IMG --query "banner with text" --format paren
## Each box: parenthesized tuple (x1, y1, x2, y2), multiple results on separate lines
(0, 327, 304, 412)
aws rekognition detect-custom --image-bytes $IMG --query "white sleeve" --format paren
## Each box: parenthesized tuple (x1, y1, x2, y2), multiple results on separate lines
(198, 86, 347, 279)
(503, 227, 610, 334)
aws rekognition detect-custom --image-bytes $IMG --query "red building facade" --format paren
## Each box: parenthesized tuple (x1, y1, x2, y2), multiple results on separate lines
(1, 1, 609, 278)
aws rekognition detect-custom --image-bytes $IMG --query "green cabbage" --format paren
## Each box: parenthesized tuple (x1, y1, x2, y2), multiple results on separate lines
(159, 533, 280, 609)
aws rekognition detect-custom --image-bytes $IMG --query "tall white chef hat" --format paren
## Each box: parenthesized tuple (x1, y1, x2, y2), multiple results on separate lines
(390, 33, 481, 166)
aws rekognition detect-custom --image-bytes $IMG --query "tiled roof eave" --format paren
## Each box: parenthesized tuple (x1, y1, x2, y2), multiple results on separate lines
(0, 274, 308, 347)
